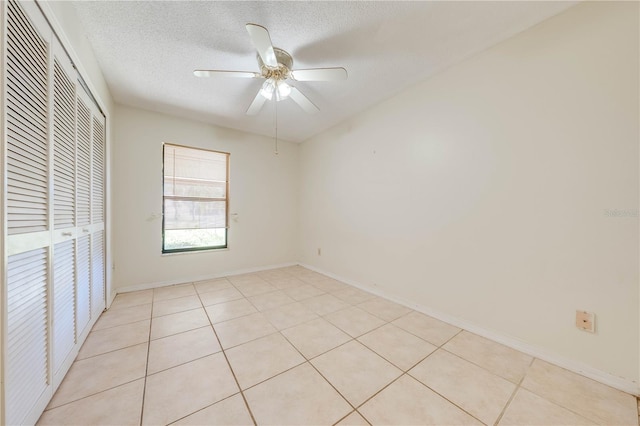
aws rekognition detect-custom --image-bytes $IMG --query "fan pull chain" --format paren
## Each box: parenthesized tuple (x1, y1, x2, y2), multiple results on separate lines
(274, 100, 279, 155)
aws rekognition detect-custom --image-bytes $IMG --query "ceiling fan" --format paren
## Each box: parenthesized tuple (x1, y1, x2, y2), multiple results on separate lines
(194, 24, 347, 115)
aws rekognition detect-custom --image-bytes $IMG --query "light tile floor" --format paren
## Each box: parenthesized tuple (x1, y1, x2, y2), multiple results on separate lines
(38, 266, 639, 425)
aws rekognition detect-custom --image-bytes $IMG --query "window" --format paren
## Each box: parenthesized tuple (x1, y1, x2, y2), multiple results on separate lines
(162, 143, 229, 253)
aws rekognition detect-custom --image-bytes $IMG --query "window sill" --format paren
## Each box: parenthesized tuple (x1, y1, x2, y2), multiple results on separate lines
(161, 247, 229, 257)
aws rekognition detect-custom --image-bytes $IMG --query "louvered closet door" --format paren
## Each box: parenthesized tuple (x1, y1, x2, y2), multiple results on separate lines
(91, 116, 106, 317)
(4, 0, 52, 424)
(52, 50, 77, 376)
(3, 0, 109, 423)
(75, 94, 92, 336)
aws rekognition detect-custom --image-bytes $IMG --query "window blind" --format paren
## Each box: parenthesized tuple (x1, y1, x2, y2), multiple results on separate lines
(163, 144, 229, 251)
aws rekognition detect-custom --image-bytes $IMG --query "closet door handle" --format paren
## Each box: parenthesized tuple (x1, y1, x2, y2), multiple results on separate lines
(62, 232, 72, 237)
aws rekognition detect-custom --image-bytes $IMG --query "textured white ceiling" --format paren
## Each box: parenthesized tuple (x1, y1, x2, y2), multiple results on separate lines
(72, 1, 576, 142)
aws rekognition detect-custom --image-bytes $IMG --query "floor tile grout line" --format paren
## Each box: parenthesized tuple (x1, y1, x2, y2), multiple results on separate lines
(332, 409, 372, 426)
(348, 331, 456, 414)
(145, 350, 222, 377)
(437, 330, 608, 422)
(351, 328, 496, 425)
(152, 291, 199, 300)
(273, 321, 361, 414)
(308, 335, 439, 418)
(437, 345, 524, 384)
(201, 295, 246, 309)
(152, 295, 200, 305)
(331, 410, 355, 426)
(277, 320, 351, 364)
(515, 358, 609, 425)
(397, 329, 501, 424)
(194, 286, 235, 296)
(322, 310, 402, 343)
(407, 372, 489, 425)
(43, 376, 145, 413)
(356, 326, 445, 378)
(166, 391, 246, 425)
(138, 290, 156, 426)
(92, 315, 152, 332)
(258, 304, 322, 332)
(150, 324, 211, 342)
(204, 301, 260, 324)
(196, 289, 259, 426)
(492, 356, 534, 426)
(238, 292, 320, 332)
(352, 372, 408, 416)
(276, 314, 415, 420)
(234, 357, 307, 393)
(244, 296, 302, 314)
(355, 408, 374, 426)
(294, 329, 355, 362)
(109, 301, 152, 311)
(76, 338, 150, 362)
(387, 311, 461, 345)
(212, 327, 290, 354)
(354, 305, 414, 324)
(306, 355, 359, 412)
(246, 290, 299, 312)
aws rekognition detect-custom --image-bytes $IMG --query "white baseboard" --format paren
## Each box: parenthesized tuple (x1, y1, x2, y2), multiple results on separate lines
(299, 263, 640, 396)
(115, 262, 298, 294)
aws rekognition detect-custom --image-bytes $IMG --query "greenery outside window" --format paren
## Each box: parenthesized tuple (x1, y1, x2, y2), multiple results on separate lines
(162, 143, 229, 253)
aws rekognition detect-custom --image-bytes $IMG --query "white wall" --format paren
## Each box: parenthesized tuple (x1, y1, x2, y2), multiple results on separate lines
(112, 105, 299, 290)
(299, 1, 639, 385)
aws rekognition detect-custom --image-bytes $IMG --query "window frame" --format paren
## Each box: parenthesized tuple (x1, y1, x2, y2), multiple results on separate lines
(161, 142, 230, 254)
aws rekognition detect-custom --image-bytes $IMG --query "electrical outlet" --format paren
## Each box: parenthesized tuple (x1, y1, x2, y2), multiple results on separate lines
(317, 248, 321, 256)
(576, 310, 595, 333)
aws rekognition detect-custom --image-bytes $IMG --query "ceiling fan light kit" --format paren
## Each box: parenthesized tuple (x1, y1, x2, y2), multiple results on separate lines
(194, 23, 347, 115)
(259, 78, 292, 101)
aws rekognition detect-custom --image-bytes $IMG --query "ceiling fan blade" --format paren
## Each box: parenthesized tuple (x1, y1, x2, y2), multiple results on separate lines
(290, 67, 348, 82)
(289, 87, 319, 114)
(246, 24, 277, 67)
(194, 70, 261, 78)
(246, 90, 267, 115)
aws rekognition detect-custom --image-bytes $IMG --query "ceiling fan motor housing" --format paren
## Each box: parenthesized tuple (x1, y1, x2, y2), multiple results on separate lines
(258, 47, 293, 80)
